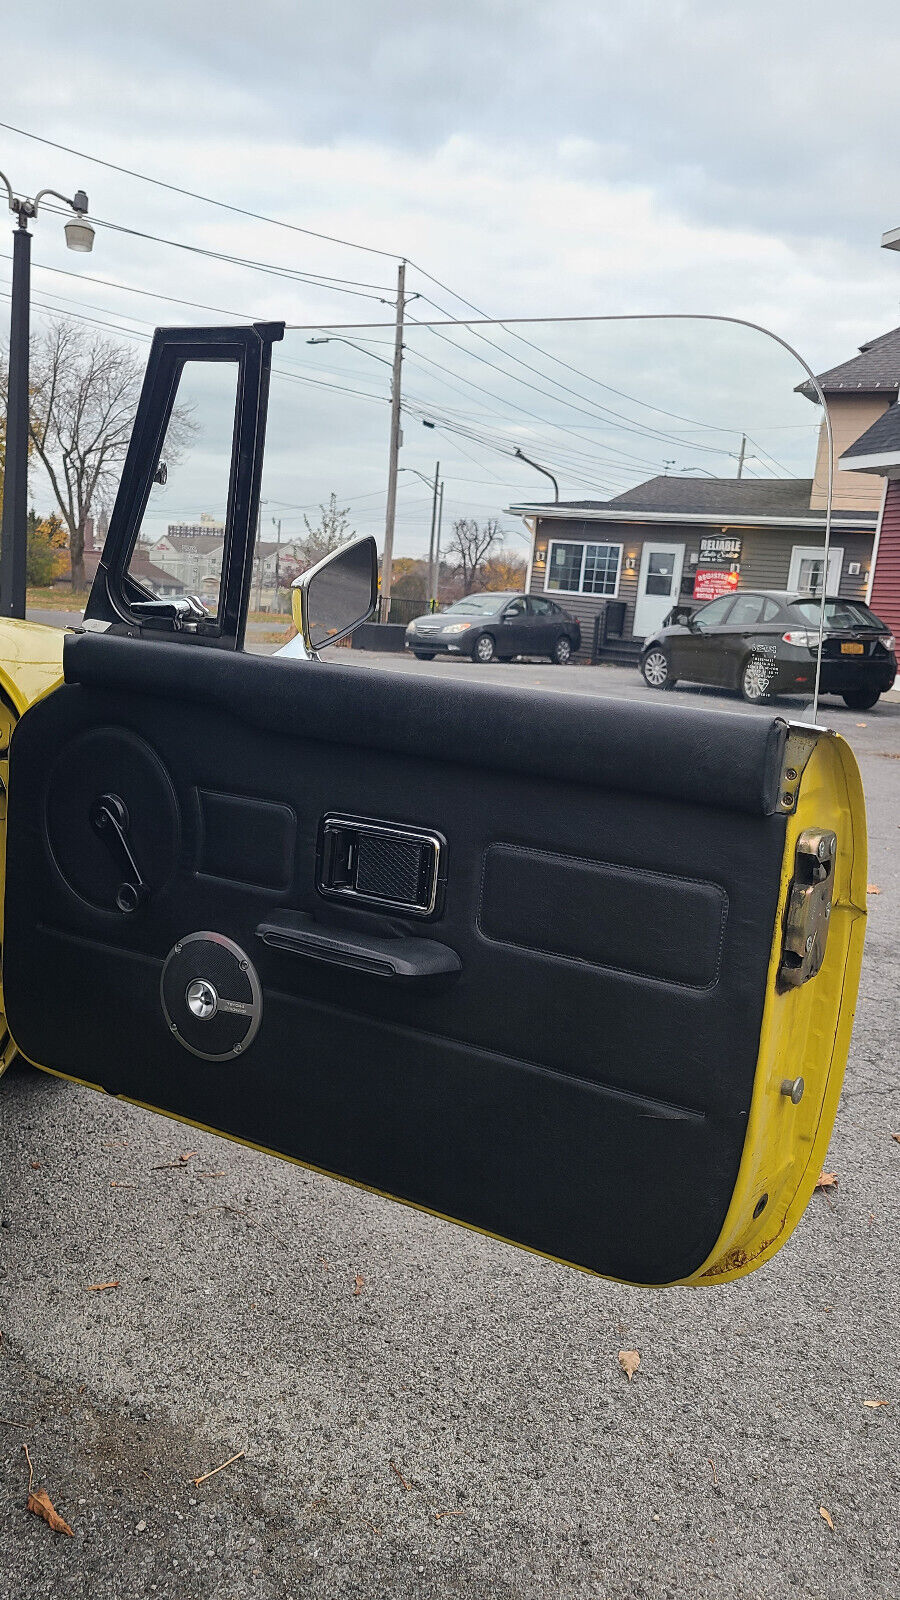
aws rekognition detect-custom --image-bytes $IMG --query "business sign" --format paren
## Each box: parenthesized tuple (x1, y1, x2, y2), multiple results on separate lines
(693, 568, 740, 601)
(699, 534, 742, 564)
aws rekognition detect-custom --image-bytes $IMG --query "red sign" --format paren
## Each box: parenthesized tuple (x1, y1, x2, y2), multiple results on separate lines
(693, 568, 739, 601)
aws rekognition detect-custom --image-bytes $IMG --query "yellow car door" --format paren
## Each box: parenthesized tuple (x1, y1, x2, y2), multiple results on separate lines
(0, 322, 868, 1287)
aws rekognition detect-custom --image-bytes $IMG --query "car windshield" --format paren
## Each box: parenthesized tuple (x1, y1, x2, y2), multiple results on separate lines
(790, 599, 882, 631)
(442, 594, 512, 615)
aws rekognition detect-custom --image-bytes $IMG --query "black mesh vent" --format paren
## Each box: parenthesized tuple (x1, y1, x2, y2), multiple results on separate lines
(355, 834, 425, 904)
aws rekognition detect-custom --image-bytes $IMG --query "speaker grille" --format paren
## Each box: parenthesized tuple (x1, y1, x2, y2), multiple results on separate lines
(160, 933, 262, 1061)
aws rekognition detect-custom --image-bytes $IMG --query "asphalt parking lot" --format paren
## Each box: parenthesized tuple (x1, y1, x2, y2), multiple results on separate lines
(1, 653, 898, 1600)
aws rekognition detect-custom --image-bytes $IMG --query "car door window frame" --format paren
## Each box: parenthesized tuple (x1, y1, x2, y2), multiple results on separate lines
(83, 322, 284, 651)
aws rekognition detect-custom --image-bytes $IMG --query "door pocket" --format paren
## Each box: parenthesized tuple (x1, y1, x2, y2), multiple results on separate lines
(478, 844, 728, 989)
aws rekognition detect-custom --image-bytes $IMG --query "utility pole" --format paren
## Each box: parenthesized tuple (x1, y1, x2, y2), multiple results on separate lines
(425, 460, 440, 608)
(432, 481, 444, 610)
(736, 435, 747, 479)
(381, 259, 406, 622)
(273, 516, 282, 610)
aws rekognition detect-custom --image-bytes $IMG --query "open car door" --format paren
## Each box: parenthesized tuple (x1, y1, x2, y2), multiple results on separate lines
(1, 323, 868, 1287)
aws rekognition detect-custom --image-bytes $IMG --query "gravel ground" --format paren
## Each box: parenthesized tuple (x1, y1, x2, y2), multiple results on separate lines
(1, 673, 898, 1600)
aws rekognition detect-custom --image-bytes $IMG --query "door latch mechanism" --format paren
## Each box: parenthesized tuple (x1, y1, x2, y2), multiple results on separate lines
(90, 792, 148, 913)
(778, 828, 836, 990)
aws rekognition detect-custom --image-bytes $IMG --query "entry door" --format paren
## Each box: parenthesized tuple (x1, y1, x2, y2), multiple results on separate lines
(0, 324, 867, 1292)
(633, 543, 685, 638)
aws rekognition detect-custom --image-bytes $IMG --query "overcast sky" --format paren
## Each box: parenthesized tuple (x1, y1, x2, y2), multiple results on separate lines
(3, 1, 900, 552)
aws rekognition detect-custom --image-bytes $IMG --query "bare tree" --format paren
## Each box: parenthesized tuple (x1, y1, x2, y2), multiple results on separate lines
(299, 492, 355, 569)
(446, 516, 504, 594)
(1, 322, 149, 588)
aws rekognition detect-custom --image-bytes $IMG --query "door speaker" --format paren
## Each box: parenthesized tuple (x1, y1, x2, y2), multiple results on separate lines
(160, 933, 262, 1061)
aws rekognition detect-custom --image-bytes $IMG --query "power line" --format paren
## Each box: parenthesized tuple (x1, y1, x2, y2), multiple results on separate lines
(40, 207, 394, 303)
(0, 251, 255, 322)
(0, 119, 401, 262)
(1, 118, 804, 475)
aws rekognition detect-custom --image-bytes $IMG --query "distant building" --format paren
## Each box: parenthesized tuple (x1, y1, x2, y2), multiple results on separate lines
(511, 328, 900, 662)
(512, 477, 877, 662)
(151, 526, 225, 594)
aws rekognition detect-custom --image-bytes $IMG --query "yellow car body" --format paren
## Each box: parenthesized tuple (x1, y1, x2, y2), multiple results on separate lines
(0, 617, 65, 1075)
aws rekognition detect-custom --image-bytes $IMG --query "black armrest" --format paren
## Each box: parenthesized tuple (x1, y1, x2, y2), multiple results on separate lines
(256, 911, 460, 981)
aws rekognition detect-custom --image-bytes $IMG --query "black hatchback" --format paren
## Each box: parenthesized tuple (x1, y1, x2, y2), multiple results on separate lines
(640, 591, 897, 709)
(405, 592, 582, 665)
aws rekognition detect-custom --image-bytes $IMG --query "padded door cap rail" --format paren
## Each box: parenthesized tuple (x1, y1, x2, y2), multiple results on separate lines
(64, 633, 789, 817)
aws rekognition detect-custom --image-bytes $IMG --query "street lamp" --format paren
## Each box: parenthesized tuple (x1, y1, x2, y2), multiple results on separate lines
(0, 172, 94, 618)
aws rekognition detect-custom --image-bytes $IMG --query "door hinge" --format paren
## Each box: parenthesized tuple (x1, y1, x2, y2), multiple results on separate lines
(778, 828, 836, 990)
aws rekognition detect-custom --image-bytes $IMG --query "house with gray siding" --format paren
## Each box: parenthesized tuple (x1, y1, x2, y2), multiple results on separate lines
(509, 477, 877, 661)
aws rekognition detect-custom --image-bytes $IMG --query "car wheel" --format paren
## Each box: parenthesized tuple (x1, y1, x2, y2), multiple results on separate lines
(473, 633, 496, 663)
(740, 655, 772, 703)
(412, 652, 436, 661)
(841, 688, 881, 710)
(551, 635, 573, 665)
(641, 647, 675, 690)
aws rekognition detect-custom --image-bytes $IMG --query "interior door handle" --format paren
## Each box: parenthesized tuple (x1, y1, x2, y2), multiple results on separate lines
(256, 911, 460, 981)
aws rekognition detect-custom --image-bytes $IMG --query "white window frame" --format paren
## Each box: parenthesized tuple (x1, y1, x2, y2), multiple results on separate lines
(788, 545, 844, 594)
(544, 538, 623, 598)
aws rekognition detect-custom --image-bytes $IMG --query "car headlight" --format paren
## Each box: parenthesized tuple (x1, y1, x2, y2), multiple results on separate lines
(407, 621, 417, 632)
(880, 633, 895, 651)
(443, 622, 473, 634)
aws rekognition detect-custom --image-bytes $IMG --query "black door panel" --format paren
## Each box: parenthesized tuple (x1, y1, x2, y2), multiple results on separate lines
(4, 634, 789, 1285)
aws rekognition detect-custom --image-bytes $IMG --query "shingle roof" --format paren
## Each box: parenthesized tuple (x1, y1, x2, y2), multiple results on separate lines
(512, 474, 876, 522)
(840, 401, 900, 462)
(797, 326, 900, 401)
(605, 475, 817, 516)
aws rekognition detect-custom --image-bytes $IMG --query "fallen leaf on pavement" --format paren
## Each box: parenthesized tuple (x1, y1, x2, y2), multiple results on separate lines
(86, 1281, 119, 1292)
(353, 1273, 365, 1296)
(29, 1160, 41, 1170)
(815, 1171, 838, 1191)
(863, 1399, 889, 1409)
(27, 1488, 74, 1536)
(891, 1133, 900, 1145)
(819, 1506, 834, 1531)
(180, 1152, 198, 1163)
(866, 884, 881, 895)
(618, 1350, 641, 1382)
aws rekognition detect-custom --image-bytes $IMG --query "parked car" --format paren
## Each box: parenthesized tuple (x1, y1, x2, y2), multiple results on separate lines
(405, 591, 581, 664)
(640, 590, 897, 709)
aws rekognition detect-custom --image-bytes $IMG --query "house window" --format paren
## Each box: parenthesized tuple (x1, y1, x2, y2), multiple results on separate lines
(546, 540, 622, 596)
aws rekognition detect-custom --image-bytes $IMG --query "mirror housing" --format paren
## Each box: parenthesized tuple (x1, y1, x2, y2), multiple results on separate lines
(289, 536, 379, 659)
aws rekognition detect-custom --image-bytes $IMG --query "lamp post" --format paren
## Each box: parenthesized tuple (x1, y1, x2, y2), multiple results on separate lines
(0, 172, 94, 618)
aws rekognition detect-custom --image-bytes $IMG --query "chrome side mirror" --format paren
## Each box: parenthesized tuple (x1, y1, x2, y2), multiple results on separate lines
(287, 535, 378, 660)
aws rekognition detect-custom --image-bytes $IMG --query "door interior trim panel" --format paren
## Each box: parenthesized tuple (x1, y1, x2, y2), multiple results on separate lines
(5, 640, 791, 1284)
(63, 634, 789, 817)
